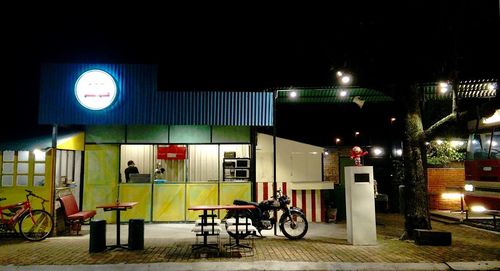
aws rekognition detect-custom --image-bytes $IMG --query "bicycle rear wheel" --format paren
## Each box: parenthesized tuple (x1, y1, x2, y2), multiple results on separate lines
(19, 209, 54, 241)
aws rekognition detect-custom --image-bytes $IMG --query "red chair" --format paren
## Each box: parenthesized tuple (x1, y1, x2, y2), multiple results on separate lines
(58, 194, 96, 235)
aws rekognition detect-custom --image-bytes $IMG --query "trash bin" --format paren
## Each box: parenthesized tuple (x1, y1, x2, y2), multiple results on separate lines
(128, 219, 144, 250)
(399, 185, 406, 214)
(89, 220, 106, 253)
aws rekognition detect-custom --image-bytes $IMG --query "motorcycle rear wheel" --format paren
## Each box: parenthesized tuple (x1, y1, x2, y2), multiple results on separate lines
(279, 210, 308, 240)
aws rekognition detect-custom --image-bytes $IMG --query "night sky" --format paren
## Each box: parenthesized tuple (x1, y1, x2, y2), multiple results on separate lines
(3, 2, 499, 146)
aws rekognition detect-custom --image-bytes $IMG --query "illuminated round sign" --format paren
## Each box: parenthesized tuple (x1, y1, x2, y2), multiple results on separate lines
(75, 70, 117, 110)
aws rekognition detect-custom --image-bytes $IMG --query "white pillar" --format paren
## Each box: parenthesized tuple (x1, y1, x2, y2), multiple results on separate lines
(345, 166, 377, 245)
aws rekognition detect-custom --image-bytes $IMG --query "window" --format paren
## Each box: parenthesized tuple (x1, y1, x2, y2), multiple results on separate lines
(1, 150, 46, 187)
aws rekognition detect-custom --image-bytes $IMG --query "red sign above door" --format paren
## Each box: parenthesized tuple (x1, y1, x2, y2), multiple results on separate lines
(157, 145, 187, 160)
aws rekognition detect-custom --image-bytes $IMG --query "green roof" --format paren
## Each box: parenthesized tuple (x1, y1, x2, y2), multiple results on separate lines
(275, 87, 394, 104)
(421, 79, 497, 100)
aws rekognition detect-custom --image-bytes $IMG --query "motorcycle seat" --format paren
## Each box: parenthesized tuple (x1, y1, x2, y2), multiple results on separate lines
(233, 199, 258, 207)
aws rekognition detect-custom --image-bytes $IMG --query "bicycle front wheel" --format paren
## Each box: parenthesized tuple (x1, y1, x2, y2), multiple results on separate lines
(19, 209, 54, 241)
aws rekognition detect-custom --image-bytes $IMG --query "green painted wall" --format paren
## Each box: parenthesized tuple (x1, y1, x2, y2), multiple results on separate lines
(170, 126, 211, 143)
(85, 125, 126, 143)
(127, 125, 169, 143)
(212, 126, 250, 143)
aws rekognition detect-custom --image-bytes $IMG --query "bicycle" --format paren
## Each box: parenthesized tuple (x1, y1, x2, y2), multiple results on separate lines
(0, 189, 54, 241)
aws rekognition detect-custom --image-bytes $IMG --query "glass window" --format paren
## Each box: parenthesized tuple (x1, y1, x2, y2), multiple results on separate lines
(34, 163, 45, 174)
(2, 151, 14, 162)
(18, 151, 30, 161)
(16, 175, 28, 186)
(17, 163, 29, 174)
(34, 176, 45, 187)
(467, 131, 500, 160)
(2, 175, 13, 186)
(2, 163, 14, 174)
(34, 150, 46, 161)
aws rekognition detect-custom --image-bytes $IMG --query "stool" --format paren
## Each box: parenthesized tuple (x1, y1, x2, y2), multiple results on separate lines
(89, 220, 106, 253)
(128, 219, 144, 250)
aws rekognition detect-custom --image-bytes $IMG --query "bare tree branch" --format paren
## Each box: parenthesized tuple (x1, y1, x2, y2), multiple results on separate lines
(424, 111, 467, 138)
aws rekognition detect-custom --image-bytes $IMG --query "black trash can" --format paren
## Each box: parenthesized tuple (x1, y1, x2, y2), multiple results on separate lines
(399, 185, 406, 214)
(89, 220, 106, 253)
(128, 219, 144, 250)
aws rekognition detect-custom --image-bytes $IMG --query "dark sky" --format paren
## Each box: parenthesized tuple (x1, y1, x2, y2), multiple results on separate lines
(3, 2, 499, 146)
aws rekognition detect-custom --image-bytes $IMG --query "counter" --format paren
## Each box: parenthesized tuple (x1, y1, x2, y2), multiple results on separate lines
(119, 183, 152, 222)
(152, 182, 185, 221)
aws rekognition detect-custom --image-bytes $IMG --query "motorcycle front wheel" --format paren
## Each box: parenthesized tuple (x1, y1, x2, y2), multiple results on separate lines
(279, 210, 308, 240)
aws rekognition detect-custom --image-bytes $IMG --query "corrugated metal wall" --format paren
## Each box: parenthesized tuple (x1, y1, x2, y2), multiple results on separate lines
(39, 64, 273, 126)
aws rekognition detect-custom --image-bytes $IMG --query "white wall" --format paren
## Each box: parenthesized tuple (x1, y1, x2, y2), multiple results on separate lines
(188, 145, 219, 182)
(256, 133, 323, 183)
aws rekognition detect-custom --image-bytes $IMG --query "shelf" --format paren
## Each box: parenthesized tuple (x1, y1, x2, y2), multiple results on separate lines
(223, 158, 251, 182)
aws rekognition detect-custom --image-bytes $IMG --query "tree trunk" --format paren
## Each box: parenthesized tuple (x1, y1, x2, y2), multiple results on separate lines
(401, 86, 432, 239)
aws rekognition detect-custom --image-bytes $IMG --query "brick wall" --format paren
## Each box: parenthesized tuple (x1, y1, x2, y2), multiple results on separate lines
(427, 167, 465, 210)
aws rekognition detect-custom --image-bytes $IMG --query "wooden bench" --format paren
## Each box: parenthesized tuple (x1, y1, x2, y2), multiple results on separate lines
(58, 194, 96, 235)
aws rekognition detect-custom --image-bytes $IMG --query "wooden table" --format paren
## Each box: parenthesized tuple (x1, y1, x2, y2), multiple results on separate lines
(96, 202, 138, 250)
(188, 205, 256, 251)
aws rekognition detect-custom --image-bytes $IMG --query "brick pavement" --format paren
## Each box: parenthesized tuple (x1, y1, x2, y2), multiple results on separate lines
(0, 213, 499, 266)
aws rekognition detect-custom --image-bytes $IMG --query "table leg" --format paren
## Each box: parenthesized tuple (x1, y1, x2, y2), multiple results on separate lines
(192, 209, 219, 252)
(116, 210, 121, 246)
(106, 209, 128, 250)
(226, 209, 252, 250)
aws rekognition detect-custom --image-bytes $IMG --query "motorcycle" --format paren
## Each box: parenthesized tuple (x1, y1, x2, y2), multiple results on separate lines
(224, 188, 308, 240)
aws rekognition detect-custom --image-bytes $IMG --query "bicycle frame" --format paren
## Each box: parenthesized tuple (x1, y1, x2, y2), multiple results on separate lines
(0, 192, 43, 230)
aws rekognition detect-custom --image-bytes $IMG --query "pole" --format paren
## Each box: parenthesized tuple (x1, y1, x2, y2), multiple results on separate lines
(50, 124, 58, 236)
(273, 90, 278, 236)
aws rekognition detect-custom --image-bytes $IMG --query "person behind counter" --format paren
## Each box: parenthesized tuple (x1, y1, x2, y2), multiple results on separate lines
(154, 167, 166, 180)
(124, 160, 139, 183)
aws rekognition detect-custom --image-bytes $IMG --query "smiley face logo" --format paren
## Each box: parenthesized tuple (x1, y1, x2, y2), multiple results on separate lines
(75, 69, 117, 110)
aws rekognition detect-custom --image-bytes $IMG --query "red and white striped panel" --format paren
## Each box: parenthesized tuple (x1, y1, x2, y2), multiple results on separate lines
(255, 181, 324, 222)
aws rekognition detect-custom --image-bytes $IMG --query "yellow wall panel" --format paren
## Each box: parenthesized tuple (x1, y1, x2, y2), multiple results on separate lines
(84, 184, 118, 223)
(0, 187, 51, 211)
(219, 182, 252, 218)
(57, 132, 85, 151)
(119, 184, 151, 222)
(152, 184, 185, 222)
(186, 183, 218, 221)
(83, 144, 119, 223)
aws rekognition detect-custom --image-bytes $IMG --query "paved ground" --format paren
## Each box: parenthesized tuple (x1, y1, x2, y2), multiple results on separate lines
(1, 213, 499, 270)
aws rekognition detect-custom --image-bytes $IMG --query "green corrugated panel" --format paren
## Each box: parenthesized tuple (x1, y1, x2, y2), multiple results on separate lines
(169, 125, 210, 143)
(276, 87, 394, 103)
(85, 125, 126, 143)
(212, 126, 251, 143)
(421, 80, 497, 100)
(127, 125, 169, 143)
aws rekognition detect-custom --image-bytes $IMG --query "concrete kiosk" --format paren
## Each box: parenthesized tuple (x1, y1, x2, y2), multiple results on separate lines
(344, 166, 377, 245)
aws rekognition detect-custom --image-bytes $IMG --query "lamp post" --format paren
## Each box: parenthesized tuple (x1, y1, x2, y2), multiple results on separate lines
(273, 89, 278, 236)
